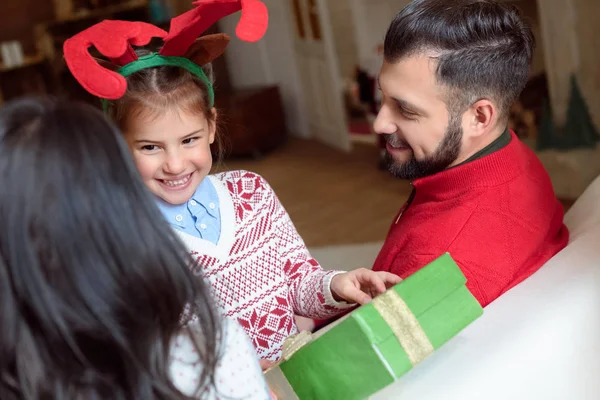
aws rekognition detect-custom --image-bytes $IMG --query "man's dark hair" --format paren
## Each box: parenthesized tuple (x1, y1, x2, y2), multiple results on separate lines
(384, 0, 535, 120)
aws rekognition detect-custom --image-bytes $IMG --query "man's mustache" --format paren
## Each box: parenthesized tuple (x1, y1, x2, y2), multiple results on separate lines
(384, 134, 410, 149)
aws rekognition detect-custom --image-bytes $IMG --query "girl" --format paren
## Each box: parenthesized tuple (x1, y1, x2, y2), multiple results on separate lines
(0, 97, 270, 399)
(63, 0, 401, 363)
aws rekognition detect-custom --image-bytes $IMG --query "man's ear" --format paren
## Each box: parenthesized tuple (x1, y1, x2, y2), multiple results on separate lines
(184, 33, 230, 66)
(467, 99, 497, 137)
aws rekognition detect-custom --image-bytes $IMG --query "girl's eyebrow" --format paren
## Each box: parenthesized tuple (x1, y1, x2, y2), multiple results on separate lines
(180, 129, 204, 139)
(134, 129, 204, 144)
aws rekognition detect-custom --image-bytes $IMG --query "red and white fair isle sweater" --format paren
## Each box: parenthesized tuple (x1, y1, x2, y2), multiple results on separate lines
(173, 171, 352, 360)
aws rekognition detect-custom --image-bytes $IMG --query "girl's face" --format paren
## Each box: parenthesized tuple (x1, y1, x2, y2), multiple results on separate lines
(124, 108, 216, 205)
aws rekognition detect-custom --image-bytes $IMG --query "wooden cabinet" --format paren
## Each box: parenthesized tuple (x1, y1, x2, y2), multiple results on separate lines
(216, 85, 287, 158)
(35, 1, 150, 104)
(0, 55, 54, 103)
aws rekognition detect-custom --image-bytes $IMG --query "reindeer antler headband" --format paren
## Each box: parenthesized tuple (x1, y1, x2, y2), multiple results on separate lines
(63, 0, 268, 107)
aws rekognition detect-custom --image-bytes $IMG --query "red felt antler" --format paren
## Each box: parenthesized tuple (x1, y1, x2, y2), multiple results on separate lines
(63, 0, 268, 100)
(64, 20, 167, 99)
(159, 0, 268, 57)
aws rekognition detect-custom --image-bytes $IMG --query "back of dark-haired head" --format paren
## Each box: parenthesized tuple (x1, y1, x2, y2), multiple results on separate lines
(0, 97, 220, 399)
(384, 0, 535, 119)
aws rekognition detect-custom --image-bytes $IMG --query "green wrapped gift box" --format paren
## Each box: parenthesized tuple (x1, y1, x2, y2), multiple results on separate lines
(265, 253, 483, 400)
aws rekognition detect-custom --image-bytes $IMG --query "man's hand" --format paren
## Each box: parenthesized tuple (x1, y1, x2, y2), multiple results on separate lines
(330, 269, 401, 305)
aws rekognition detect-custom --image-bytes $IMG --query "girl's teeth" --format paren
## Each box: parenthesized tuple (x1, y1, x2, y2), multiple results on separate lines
(164, 176, 189, 187)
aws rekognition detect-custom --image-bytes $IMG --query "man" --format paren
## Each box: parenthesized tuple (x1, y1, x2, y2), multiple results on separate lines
(372, 0, 569, 307)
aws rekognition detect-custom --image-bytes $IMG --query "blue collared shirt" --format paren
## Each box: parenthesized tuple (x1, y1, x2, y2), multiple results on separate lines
(157, 178, 221, 244)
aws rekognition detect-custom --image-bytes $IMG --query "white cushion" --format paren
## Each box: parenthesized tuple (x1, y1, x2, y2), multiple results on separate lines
(373, 175, 600, 400)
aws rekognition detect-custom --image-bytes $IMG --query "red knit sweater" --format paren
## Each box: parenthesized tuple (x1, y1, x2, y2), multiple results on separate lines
(372, 132, 569, 307)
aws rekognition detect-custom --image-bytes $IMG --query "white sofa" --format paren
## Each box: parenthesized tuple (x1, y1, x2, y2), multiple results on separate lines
(372, 175, 600, 399)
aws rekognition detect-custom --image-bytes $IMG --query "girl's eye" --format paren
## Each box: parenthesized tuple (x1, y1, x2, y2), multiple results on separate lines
(141, 145, 159, 151)
(182, 137, 200, 145)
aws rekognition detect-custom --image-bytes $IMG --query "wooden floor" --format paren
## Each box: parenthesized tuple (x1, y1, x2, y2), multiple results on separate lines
(219, 138, 412, 247)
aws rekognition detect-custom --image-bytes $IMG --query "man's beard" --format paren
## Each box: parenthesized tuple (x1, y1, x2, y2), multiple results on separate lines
(384, 115, 463, 180)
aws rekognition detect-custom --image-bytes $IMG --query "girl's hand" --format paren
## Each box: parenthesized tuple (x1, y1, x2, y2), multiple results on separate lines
(294, 315, 316, 332)
(330, 269, 402, 304)
(259, 359, 274, 371)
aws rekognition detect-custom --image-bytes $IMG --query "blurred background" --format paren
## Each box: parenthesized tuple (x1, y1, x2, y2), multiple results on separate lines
(1, 0, 598, 259)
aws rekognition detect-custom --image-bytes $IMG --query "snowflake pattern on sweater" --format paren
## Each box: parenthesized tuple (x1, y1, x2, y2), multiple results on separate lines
(173, 171, 352, 360)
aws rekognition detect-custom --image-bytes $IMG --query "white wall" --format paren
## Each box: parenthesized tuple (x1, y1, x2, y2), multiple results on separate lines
(325, 0, 359, 80)
(219, 17, 271, 87)
(217, 0, 410, 139)
(350, 0, 546, 76)
(351, 0, 408, 69)
(220, 0, 310, 138)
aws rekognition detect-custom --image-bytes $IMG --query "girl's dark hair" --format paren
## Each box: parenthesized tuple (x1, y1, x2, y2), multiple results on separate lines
(384, 0, 535, 120)
(0, 97, 220, 399)
(107, 43, 227, 164)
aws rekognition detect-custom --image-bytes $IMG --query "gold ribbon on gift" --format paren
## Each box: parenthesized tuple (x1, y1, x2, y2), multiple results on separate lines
(265, 290, 434, 399)
(371, 289, 434, 366)
(280, 330, 313, 361)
